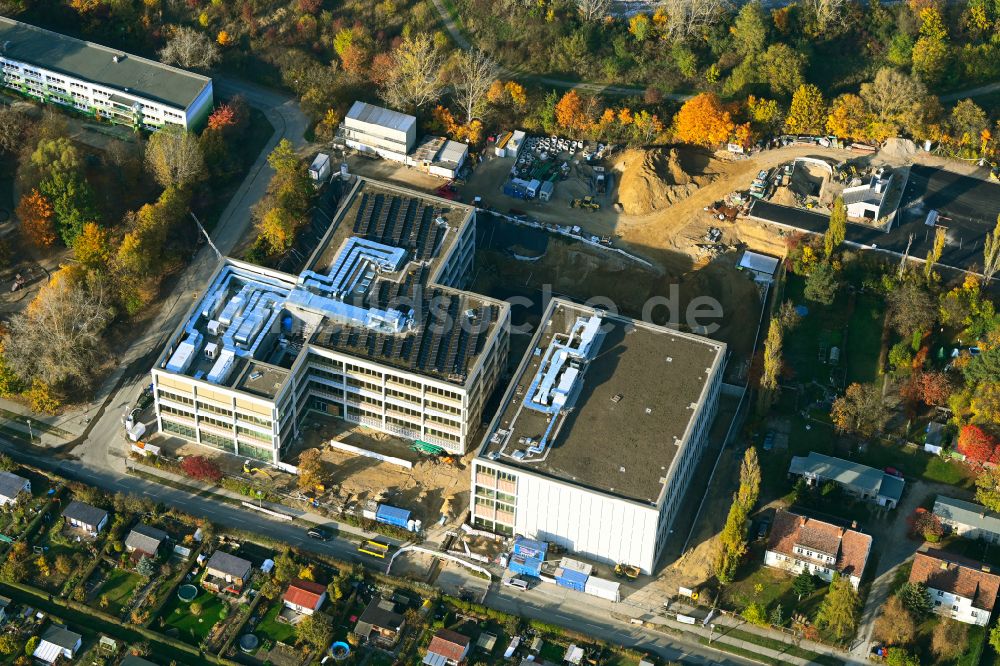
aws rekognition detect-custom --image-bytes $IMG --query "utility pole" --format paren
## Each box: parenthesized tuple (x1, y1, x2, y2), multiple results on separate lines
(898, 233, 914, 278)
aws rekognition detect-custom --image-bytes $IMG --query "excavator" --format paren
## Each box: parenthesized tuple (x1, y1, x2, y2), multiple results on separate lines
(570, 196, 600, 211)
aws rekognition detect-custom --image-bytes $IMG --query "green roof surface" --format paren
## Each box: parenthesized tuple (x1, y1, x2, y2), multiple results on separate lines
(0, 17, 211, 110)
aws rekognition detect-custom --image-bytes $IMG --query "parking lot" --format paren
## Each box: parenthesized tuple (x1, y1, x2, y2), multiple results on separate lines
(750, 165, 1000, 274)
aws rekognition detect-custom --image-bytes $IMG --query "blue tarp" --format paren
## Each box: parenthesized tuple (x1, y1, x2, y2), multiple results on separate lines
(376, 504, 411, 528)
(512, 537, 547, 559)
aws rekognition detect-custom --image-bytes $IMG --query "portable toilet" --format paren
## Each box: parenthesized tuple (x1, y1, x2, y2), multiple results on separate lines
(539, 180, 554, 202)
(308, 153, 331, 183)
(526, 179, 541, 199)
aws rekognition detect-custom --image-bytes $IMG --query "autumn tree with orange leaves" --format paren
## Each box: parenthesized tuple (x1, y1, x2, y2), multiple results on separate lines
(554, 91, 596, 134)
(16, 190, 57, 248)
(673, 93, 735, 146)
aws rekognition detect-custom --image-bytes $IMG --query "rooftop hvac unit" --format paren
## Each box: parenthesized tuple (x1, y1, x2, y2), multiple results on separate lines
(207, 320, 221, 336)
(204, 342, 219, 360)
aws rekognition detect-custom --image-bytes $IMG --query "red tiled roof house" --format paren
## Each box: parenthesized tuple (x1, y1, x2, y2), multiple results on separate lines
(424, 629, 471, 666)
(909, 549, 1000, 626)
(764, 509, 872, 589)
(283, 579, 327, 615)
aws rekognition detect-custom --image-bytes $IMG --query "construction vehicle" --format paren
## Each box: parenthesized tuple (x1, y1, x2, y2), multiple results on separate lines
(614, 563, 640, 580)
(411, 440, 446, 456)
(571, 196, 600, 211)
(243, 462, 272, 479)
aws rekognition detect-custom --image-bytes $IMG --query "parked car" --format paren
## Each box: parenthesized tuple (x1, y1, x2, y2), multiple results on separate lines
(756, 515, 772, 540)
(763, 432, 775, 452)
(884, 467, 903, 478)
(307, 526, 332, 540)
(503, 576, 530, 591)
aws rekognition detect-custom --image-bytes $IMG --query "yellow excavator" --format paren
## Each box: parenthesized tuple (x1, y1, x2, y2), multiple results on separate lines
(614, 563, 640, 580)
(571, 196, 600, 211)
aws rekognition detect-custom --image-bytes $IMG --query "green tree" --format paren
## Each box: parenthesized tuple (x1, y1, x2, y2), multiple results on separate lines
(758, 319, 783, 413)
(742, 601, 768, 625)
(976, 466, 1000, 512)
(273, 549, 298, 583)
(24, 637, 39, 657)
(825, 197, 846, 258)
(737, 446, 761, 510)
(768, 603, 784, 626)
(297, 611, 335, 650)
(732, 2, 770, 56)
(897, 582, 932, 617)
(912, 7, 950, 84)
(831, 382, 888, 437)
(39, 170, 97, 246)
(804, 261, 839, 305)
(145, 127, 205, 189)
(136, 555, 157, 577)
(760, 44, 807, 97)
(785, 84, 826, 134)
(816, 575, 859, 640)
(793, 571, 816, 600)
(885, 648, 920, 666)
(982, 214, 1000, 282)
(924, 226, 946, 283)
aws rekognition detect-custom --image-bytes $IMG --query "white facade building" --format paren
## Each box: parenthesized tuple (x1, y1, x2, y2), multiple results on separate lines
(152, 178, 509, 464)
(763, 510, 871, 589)
(0, 17, 213, 130)
(342, 101, 417, 161)
(909, 549, 1000, 626)
(471, 300, 726, 574)
(933, 496, 1000, 544)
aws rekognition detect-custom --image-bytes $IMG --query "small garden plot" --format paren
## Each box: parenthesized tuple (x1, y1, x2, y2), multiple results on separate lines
(157, 589, 228, 646)
(718, 565, 829, 627)
(29, 526, 97, 593)
(253, 601, 298, 646)
(92, 567, 145, 616)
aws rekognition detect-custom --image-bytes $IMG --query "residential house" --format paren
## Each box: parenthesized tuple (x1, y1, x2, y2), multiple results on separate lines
(125, 523, 168, 558)
(353, 597, 406, 647)
(424, 629, 471, 666)
(0, 471, 30, 506)
(33, 625, 82, 664)
(788, 452, 904, 509)
(282, 579, 327, 615)
(203, 551, 252, 594)
(933, 496, 1000, 544)
(908, 549, 1000, 626)
(764, 509, 872, 589)
(62, 500, 109, 534)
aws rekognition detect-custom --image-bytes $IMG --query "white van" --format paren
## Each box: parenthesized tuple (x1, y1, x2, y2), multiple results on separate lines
(503, 576, 529, 591)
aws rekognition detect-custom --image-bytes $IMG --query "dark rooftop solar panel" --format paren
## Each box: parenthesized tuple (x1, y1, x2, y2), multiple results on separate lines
(354, 193, 370, 233)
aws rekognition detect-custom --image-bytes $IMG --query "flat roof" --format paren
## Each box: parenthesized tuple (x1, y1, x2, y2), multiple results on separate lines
(308, 180, 505, 383)
(479, 299, 725, 505)
(346, 101, 416, 135)
(0, 17, 211, 110)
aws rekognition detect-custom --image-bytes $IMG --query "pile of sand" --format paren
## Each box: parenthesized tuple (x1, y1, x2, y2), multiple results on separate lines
(614, 147, 717, 216)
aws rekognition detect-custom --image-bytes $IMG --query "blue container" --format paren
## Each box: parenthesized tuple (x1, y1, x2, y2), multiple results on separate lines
(512, 537, 547, 560)
(509, 554, 543, 577)
(555, 568, 588, 592)
(375, 504, 411, 528)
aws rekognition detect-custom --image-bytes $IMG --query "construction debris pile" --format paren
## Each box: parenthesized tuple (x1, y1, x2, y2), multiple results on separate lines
(614, 147, 718, 216)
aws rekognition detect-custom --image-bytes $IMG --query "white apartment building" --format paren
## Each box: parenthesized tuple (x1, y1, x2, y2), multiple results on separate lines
(909, 549, 1000, 626)
(342, 101, 417, 161)
(151, 178, 509, 464)
(471, 299, 726, 574)
(0, 17, 213, 130)
(764, 510, 871, 589)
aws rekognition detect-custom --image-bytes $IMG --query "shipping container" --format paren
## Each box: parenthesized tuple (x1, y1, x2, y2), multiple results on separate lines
(555, 567, 588, 592)
(508, 553, 543, 578)
(584, 576, 620, 602)
(375, 503, 411, 528)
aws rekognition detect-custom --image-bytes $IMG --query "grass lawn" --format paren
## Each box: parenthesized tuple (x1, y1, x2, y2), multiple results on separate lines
(255, 601, 297, 645)
(719, 564, 828, 623)
(539, 641, 566, 663)
(159, 589, 227, 645)
(95, 568, 144, 615)
(782, 276, 885, 388)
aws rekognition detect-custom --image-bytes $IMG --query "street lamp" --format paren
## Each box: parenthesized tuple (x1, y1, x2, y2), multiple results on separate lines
(708, 623, 716, 644)
(25, 419, 32, 445)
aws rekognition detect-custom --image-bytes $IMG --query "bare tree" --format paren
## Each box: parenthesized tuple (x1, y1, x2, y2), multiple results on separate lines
(860, 68, 927, 123)
(145, 127, 204, 189)
(576, 0, 612, 22)
(662, 0, 733, 39)
(984, 215, 1000, 282)
(0, 106, 32, 155)
(801, 0, 846, 30)
(158, 26, 220, 69)
(453, 50, 500, 123)
(4, 277, 112, 388)
(378, 34, 446, 112)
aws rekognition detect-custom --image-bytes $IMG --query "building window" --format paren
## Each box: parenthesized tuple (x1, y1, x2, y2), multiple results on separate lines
(162, 419, 196, 440)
